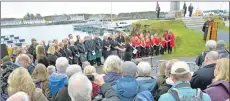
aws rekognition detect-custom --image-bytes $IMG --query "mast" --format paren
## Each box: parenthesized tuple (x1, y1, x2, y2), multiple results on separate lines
(110, 1, 113, 24)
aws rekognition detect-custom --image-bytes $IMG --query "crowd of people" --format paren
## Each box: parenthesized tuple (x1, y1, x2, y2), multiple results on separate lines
(0, 31, 229, 101)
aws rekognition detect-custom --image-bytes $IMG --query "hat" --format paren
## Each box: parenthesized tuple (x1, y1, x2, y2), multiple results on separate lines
(122, 61, 137, 77)
(170, 61, 190, 75)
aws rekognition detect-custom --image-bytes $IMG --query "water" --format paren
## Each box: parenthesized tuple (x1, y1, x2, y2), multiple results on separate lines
(1, 20, 143, 44)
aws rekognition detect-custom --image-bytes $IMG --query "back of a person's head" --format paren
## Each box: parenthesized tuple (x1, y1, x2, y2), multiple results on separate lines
(216, 40, 226, 50)
(122, 61, 137, 77)
(3, 56, 11, 63)
(205, 51, 219, 63)
(47, 46, 56, 55)
(103, 55, 122, 74)
(137, 61, 152, 77)
(16, 54, 30, 63)
(68, 73, 92, 101)
(36, 45, 45, 56)
(213, 58, 229, 82)
(32, 63, 49, 81)
(205, 40, 217, 51)
(8, 67, 35, 98)
(66, 65, 82, 79)
(84, 65, 96, 75)
(82, 61, 91, 69)
(165, 59, 179, 77)
(55, 57, 69, 73)
(47, 65, 56, 75)
(7, 92, 29, 101)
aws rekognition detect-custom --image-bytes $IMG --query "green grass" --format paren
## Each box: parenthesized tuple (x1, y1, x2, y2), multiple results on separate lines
(204, 15, 229, 32)
(132, 20, 207, 59)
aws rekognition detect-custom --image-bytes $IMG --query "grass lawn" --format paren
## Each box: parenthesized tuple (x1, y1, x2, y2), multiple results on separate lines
(204, 16, 230, 32)
(132, 20, 207, 59)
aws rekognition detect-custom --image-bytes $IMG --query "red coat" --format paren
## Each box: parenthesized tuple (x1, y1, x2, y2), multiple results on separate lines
(154, 37, 160, 45)
(92, 82, 99, 97)
(164, 33, 169, 41)
(134, 40, 140, 47)
(141, 42, 146, 47)
(169, 34, 175, 48)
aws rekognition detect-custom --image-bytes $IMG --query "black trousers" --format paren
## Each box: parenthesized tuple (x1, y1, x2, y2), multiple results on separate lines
(189, 11, 192, 17)
(155, 46, 160, 56)
(140, 47, 146, 57)
(168, 42, 172, 54)
(145, 47, 150, 56)
(160, 46, 165, 55)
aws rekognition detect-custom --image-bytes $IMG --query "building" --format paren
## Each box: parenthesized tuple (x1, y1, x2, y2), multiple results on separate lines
(1, 20, 22, 26)
(23, 19, 46, 25)
(70, 15, 85, 21)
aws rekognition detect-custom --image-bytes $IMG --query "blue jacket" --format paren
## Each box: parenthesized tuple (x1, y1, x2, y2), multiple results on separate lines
(136, 77, 157, 95)
(112, 76, 139, 101)
(27, 63, 35, 75)
(48, 72, 68, 96)
(104, 72, 122, 86)
(159, 81, 211, 101)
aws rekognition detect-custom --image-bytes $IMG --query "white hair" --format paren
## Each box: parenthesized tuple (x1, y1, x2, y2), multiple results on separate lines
(66, 65, 82, 78)
(7, 92, 29, 101)
(70, 39, 75, 44)
(103, 55, 122, 74)
(47, 65, 56, 75)
(68, 73, 92, 101)
(205, 40, 217, 51)
(205, 51, 219, 61)
(216, 40, 226, 50)
(137, 61, 152, 76)
(55, 57, 69, 73)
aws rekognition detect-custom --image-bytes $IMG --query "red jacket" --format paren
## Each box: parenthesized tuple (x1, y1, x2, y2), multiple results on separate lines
(164, 33, 169, 41)
(161, 40, 166, 47)
(146, 41, 151, 47)
(92, 82, 99, 97)
(141, 42, 146, 47)
(169, 34, 175, 48)
(151, 38, 155, 45)
(154, 37, 160, 45)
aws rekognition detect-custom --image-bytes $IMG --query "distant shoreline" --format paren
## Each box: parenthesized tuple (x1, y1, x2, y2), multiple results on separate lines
(1, 20, 87, 29)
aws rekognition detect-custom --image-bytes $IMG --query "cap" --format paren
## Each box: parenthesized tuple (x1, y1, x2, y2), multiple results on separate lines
(122, 61, 137, 77)
(170, 61, 190, 75)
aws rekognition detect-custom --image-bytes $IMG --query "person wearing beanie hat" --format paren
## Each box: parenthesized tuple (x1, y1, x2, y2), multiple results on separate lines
(159, 61, 211, 101)
(112, 61, 139, 101)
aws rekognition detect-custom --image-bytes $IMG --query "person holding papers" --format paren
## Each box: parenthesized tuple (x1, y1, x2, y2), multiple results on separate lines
(118, 36, 133, 61)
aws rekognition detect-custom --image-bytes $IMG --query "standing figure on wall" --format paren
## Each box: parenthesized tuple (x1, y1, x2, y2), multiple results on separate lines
(183, 2, 187, 17)
(156, 2, 161, 18)
(188, 3, 193, 17)
(202, 17, 214, 41)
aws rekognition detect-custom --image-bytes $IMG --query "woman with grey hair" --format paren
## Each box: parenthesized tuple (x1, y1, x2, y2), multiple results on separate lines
(136, 61, 158, 97)
(195, 40, 217, 67)
(103, 55, 122, 86)
(216, 40, 229, 59)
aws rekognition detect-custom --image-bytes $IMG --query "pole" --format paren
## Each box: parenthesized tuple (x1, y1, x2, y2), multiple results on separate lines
(111, 1, 113, 24)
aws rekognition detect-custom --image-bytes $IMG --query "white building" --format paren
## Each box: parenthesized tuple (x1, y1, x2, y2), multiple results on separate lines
(70, 15, 85, 21)
(1, 20, 22, 26)
(23, 19, 46, 25)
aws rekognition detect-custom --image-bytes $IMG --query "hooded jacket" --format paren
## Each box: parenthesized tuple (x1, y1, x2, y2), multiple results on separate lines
(155, 78, 174, 100)
(103, 72, 122, 86)
(136, 77, 158, 96)
(204, 80, 230, 101)
(33, 76, 51, 99)
(112, 76, 139, 101)
(216, 49, 229, 59)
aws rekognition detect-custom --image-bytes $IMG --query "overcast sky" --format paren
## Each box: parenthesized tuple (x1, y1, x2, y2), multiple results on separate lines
(1, 2, 229, 18)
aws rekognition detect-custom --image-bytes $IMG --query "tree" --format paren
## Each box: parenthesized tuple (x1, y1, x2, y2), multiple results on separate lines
(30, 14, 35, 19)
(23, 13, 31, 20)
(36, 13, 42, 19)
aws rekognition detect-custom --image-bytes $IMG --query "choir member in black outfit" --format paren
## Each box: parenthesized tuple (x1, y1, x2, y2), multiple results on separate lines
(58, 42, 67, 57)
(76, 38, 87, 66)
(69, 39, 80, 64)
(118, 36, 133, 61)
(102, 35, 112, 60)
(47, 45, 58, 66)
(84, 36, 96, 65)
(54, 44, 62, 57)
(64, 42, 73, 64)
(93, 33, 103, 66)
(116, 32, 125, 59)
(110, 35, 119, 55)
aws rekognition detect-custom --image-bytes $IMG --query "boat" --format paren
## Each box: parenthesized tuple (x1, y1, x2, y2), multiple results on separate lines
(73, 18, 131, 35)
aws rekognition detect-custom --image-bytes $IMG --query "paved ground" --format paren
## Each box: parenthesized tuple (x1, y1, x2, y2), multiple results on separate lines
(217, 30, 230, 42)
(95, 56, 197, 78)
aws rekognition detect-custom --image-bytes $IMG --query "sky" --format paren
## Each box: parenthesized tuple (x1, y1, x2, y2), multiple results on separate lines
(1, 2, 229, 18)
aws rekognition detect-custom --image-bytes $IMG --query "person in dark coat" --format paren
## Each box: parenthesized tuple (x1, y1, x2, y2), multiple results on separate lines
(183, 2, 187, 17)
(118, 36, 133, 61)
(75, 35, 80, 46)
(102, 35, 112, 60)
(188, 3, 193, 17)
(202, 17, 214, 41)
(156, 3, 160, 18)
(191, 51, 218, 90)
(110, 35, 119, 56)
(216, 40, 229, 59)
(69, 39, 80, 64)
(54, 44, 62, 57)
(47, 46, 58, 66)
(58, 42, 67, 57)
(116, 33, 125, 59)
(63, 44, 73, 64)
(28, 38, 38, 55)
(77, 38, 87, 66)
(204, 58, 229, 101)
(93, 34, 103, 66)
(85, 36, 96, 65)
